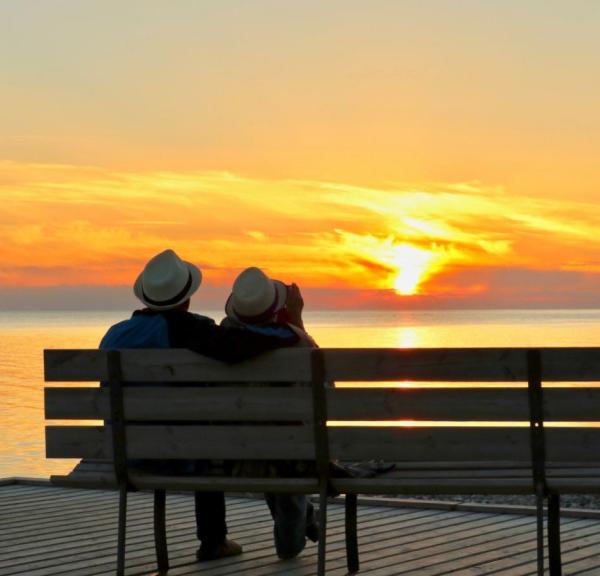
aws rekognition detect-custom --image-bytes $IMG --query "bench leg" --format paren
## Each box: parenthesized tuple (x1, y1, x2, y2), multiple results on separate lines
(535, 488, 544, 576)
(548, 494, 562, 576)
(345, 493, 359, 573)
(154, 489, 169, 574)
(117, 485, 128, 576)
(317, 487, 328, 576)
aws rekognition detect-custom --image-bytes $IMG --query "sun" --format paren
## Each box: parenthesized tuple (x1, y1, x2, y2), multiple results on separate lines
(392, 243, 438, 295)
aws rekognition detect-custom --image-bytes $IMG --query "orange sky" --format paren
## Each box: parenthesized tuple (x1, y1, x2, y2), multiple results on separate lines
(1, 2, 599, 309)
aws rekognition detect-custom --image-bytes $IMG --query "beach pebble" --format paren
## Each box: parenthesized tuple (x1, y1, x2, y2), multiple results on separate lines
(405, 494, 600, 509)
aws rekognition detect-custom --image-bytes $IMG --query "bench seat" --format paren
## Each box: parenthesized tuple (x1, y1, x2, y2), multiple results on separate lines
(44, 347, 600, 576)
(55, 460, 600, 494)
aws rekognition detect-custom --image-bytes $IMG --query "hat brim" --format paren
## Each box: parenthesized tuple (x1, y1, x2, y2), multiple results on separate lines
(133, 261, 202, 310)
(225, 279, 288, 323)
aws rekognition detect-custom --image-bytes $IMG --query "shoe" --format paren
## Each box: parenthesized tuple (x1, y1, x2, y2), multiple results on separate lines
(278, 549, 302, 560)
(196, 538, 243, 561)
(306, 509, 319, 543)
(305, 520, 319, 543)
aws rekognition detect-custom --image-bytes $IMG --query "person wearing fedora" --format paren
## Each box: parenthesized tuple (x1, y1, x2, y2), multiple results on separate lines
(99, 250, 303, 562)
(222, 267, 320, 560)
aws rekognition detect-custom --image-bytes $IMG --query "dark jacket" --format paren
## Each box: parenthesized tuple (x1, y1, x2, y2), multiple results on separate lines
(100, 308, 299, 360)
(98, 308, 300, 474)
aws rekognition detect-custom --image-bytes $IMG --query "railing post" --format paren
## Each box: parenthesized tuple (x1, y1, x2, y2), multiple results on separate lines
(311, 349, 330, 576)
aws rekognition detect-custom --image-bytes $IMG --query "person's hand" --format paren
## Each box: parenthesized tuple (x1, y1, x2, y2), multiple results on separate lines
(285, 283, 304, 329)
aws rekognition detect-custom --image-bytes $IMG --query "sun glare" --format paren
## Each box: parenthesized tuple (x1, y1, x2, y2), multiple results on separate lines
(392, 243, 438, 295)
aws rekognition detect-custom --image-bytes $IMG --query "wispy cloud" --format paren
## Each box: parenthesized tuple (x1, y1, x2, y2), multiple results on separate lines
(1, 161, 600, 307)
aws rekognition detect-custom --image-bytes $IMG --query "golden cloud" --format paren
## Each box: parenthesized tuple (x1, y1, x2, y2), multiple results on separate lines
(1, 161, 600, 297)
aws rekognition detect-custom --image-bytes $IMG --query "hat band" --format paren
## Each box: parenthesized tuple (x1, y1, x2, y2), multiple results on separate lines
(142, 271, 193, 307)
(233, 294, 281, 324)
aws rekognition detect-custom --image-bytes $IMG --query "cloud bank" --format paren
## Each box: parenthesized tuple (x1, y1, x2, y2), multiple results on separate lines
(1, 160, 600, 309)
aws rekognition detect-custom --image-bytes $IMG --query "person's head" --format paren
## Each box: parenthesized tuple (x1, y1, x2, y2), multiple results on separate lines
(133, 249, 202, 311)
(225, 267, 288, 325)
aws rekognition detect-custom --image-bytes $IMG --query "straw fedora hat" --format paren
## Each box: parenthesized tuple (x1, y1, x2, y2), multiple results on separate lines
(225, 267, 288, 323)
(133, 249, 202, 310)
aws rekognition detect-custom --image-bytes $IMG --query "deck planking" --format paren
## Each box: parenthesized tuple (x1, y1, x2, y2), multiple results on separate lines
(2, 483, 600, 575)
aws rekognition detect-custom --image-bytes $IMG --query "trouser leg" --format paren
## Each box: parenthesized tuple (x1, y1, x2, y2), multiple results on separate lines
(195, 491, 227, 549)
(265, 493, 311, 559)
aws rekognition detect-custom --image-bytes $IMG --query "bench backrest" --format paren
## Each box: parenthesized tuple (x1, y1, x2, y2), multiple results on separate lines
(45, 348, 600, 468)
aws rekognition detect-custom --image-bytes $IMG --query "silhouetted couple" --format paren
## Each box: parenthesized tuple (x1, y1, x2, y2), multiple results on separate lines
(100, 249, 319, 562)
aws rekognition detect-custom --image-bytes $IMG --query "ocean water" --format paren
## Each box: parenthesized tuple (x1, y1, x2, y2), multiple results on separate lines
(2, 308, 600, 479)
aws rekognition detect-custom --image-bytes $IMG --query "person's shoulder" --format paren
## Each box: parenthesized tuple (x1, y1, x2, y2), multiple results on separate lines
(220, 316, 298, 340)
(100, 312, 138, 341)
(161, 310, 217, 339)
(170, 311, 216, 328)
(286, 324, 318, 348)
(245, 321, 300, 340)
(220, 316, 240, 329)
(99, 310, 169, 348)
(192, 313, 216, 325)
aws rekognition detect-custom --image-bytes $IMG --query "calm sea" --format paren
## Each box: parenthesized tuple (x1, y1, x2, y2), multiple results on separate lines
(2, 308, 600, 479)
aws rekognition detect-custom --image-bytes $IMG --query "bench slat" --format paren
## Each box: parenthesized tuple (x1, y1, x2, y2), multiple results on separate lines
(332, 478, 600, 494)
(328, 427, 600, 462)
(325, 348, 600, 381)
(328, 388, 600, 421)
(332, 477, 600, 494)
(45, 347, 600, 383)
(44, 349, 312, 382)
(46, 425, 315, 459)
(332, 477, 537, 494)
(49, 473, 320, 493)
(128, 474, 319, 493)
(45, 387, 313, 421)
(45, 386, 600, 422)
(49, 463, 600, 492)
(47, 425, 600, 463)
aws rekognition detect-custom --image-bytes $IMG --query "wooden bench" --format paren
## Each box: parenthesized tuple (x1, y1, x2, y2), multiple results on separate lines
(44, 347, 600, 576)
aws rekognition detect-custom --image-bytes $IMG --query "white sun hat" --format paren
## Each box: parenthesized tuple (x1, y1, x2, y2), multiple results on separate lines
(133, 249, 202, 310)
(225, 267, 288, 323)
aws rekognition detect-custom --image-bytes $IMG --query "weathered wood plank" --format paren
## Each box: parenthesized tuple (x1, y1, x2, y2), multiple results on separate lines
(441, 520, 600, 576)
(46, 425, 600, 469)
(45, 347, 600, 383)
(322, 348, 528, 382)
(324, 347, 600, 381)
(356, 520, 593, 576)
(44, 348, 312, 382)
(45, 385, 600, 422)
(331, 477, 536, 494)
(0, 499, 300, 572)
(45, 424, 315, 459)
(0, 494, 256, 549)
(324, 516, 544, 576)
(328, 387, 600, 421)
(333, 476, 594, 494)
(7, 484, 600, 576)
(45, 386, 313, 420)
(328, 427, 532, 462)
(50, 473, 320, 493)
(1, 500, 264, 576)
(328, 427, 600, 463)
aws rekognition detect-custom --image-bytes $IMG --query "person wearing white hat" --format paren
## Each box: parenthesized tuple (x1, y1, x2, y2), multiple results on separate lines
(222, 267, 320, 560)
(100, 250, 303, 562)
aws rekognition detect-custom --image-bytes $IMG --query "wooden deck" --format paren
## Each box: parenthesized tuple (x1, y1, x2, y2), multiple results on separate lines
(2, 482, 600, 576)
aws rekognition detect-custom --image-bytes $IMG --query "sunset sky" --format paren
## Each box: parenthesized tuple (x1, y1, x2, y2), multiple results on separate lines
(1, 1, 599, 309)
